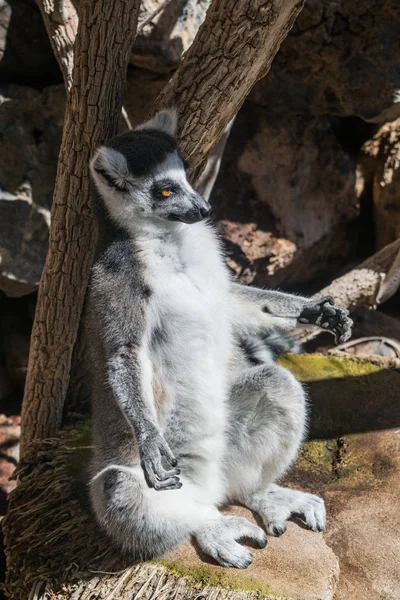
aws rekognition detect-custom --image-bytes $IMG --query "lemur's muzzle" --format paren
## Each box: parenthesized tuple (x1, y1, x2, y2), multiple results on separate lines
(168, 193, 212, 224)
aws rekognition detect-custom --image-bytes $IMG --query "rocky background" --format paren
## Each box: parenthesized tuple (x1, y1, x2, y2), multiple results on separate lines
(0, 1, 400, 598)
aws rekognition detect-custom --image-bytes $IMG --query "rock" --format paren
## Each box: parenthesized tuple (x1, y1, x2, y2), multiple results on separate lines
(351, 307, 400, 341)
(0, 0, 60, 86)
(131, 0, 210, 73)
(211, 103, 359, 286)
(164, 508, 339, 600)
(0, 188, 50, 297)
(281, 352, 400, 600)
(332, 336, 400, 361)
(280, 353, 400, 438)
(0, 294, 32, 388)
(0, 414, 20, 516)
(0, 1, 11, 66)
(0, 71, 167, 297)
(0, 83, 64, 296)
(362, 118, 400, 250)
(0, 358, 13, 403)
(250, 0, 400, 123)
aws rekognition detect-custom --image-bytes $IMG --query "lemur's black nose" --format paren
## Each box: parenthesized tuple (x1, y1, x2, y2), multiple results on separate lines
(200, 205, 212, 218)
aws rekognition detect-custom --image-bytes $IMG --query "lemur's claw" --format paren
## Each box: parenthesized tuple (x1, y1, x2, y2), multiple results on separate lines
(140, 433, 181, 491)
(299, 297, 353, 345)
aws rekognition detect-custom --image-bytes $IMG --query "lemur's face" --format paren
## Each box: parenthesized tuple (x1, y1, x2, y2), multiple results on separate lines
(90, 109, 211, 226)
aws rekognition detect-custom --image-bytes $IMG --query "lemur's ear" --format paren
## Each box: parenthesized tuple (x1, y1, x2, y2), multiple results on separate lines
(90, 147, 129, 192)
(136, 108, 178, 137)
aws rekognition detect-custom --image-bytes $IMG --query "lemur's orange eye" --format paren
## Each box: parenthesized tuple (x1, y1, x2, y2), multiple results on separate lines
(161, 189, 172, 198)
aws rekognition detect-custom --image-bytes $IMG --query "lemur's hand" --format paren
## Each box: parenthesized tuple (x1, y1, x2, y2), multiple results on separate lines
(298, 296, 353, 344)
(140, 432, 181, 491)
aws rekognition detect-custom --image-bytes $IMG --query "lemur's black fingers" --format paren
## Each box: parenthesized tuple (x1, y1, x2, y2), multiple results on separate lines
(319, 295, 335, 305)
(159, 442, 178, 467)
(305, 304, 323, 315)
(338, 321, 353, 344)
(314, 313, 326, 327)
(322, 305, 337, 316)
(165, 467, 181, 477)
(153, 477, 182, 491)
(142, 458, 181, 490)
(155, 463, 180, 481)
(142, 464, 160, 490)
(298, 317, 310, 324)
(332, 318, 353, 344)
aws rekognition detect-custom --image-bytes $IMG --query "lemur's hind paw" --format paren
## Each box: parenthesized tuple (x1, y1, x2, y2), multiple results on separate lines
(298, 296, 353, 344)
(196, 516, 267, 569)
(140, 433, 181, 491)
(256, 486, 326, 535)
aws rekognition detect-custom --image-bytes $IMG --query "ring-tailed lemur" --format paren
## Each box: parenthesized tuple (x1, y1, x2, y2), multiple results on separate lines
(86, 109, 353, 568)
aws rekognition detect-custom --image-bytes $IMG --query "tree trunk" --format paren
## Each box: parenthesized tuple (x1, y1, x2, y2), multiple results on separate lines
(20, 0, 140, 456)
(155, 0, 305, 182)
(20, 0, 305, 456)
(35, 0, 78, 90)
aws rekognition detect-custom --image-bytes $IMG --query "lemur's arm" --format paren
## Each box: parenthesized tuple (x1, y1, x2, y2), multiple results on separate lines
(106, 344, 181, 491)
(89, 253, 181, 491)
(230, 283, 353, 344)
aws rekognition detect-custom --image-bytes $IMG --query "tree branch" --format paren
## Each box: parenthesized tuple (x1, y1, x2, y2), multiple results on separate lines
(296, 238, 400, 344)
(20, 0, 141, 456)
(36, 0, 78, 91)
(153, 0, 305, 181)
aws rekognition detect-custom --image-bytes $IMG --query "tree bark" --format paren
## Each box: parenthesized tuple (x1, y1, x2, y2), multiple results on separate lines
(296, 238, 400, 344)
(35, 0, 78, 90)
(154, 0, 305, 181)
(20, 0, 140, 456)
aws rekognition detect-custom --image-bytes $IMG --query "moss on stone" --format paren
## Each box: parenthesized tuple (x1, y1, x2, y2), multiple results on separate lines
(158, 560, 285, 598)
(279, 353, 382, 382)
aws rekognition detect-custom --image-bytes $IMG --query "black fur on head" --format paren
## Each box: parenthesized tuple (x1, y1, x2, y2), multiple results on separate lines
(108, 129, 178, 178)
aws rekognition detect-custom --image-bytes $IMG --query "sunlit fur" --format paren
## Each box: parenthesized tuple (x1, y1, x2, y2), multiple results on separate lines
(86, 109, 326, 568)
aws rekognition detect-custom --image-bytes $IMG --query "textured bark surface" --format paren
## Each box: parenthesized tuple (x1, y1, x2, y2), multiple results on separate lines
(154, 0, 305, 182)
(362, 118, 400, 250)
(296, 238, 400, 344)
(20, 0, 140, 456)
(36, 0, 78, 90)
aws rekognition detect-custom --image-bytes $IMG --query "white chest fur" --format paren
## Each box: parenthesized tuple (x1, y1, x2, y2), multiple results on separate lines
(135, 221, 231, 469)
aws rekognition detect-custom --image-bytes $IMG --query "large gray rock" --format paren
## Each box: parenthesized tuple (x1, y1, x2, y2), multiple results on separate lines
(361, 118, 400, 250)
(0, 187, 50, 297)
(131, 0, 210, 73)
(211, 103, 360, 287)
(0, 84, 64, 296)
(251, 0, 400, 123)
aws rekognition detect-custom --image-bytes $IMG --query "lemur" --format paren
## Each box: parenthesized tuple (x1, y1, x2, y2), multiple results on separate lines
(86, 109, 353, 569)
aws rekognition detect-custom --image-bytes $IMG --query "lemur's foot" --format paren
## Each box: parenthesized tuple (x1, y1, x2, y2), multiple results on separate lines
(140, 433, 181, 491)
(196, 516, 267, 569)
(254, 485, 326, 536)
(298, 296, 353, 344)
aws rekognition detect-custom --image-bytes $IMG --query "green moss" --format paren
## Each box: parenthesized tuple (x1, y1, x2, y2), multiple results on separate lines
(279, 353, 381, 383)
(158, 560, 287, 598)
(297, 440, 332, 476)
